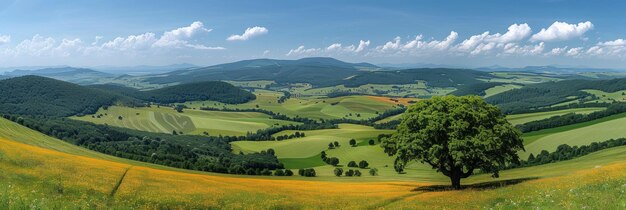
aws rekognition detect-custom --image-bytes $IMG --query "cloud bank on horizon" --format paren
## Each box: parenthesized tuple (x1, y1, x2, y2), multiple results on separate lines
(0, 1, 625, 69)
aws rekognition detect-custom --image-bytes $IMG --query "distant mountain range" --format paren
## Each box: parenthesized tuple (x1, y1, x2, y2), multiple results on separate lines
(477, 65, 626, 74)
(2, 67, 114, 85)
(91, 63, 199, 75)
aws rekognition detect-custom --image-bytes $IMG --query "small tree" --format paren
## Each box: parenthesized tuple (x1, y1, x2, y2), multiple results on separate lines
(368, 139, 375, 145)
(354, 170, 362, 177)
(334, 168, 344, 177)
(172, 130, 178, 135)
(328, 157, 340, 166)
(349, 139, 357, 147)
(285, 169, 294, 176)
(333, 141, 339, 147)
(118, 116, 123, 120)
(347, 161, 357, 167)
(274, 169, 285, 176)
(358, 160, 369, 169)
(328, 143, 335, 149)
(382, 95, 524, 189)
(369, 168, 378, 176)
(298, 168, 305, 176)
(345, 169, 354, 177)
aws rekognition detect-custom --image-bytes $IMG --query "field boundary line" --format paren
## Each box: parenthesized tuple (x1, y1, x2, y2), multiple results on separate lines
(108, 166, 133, 207)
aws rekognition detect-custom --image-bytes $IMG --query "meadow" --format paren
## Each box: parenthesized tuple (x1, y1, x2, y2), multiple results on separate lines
(72, 106, 297, 136)
(505, 107, 605, 125)
(1, 126, 624, 209)
(184, 90, 405, 120)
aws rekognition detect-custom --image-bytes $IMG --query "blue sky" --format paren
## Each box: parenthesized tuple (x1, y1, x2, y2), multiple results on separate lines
(1, 0, 626, 68)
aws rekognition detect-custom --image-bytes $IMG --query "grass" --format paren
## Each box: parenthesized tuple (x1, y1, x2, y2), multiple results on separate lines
(184, 90, 407, 120)
(72, 106, 297, 136)
(583, 89, 626, 103)
(521, 112, 626, 157)
(1, 116, 626, 208)
(506, 107, 605, 125)
(483, 84, 523, 98)
(289, 82, 454, 98)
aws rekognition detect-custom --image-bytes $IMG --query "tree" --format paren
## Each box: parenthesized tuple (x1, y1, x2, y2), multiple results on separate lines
(333, 141, 339, 147)
(328, 157, 340, 166)
(172, 130, 178, 135)
(328, 143, 335, 149)
(334, 168, 343, 177)
(274, 169, 285, 176)
(347, 161, 357, 167)
(369, 168, 378, 176)
(382, 95, 524, 189)
(285, 169, 294, 176)
(354, 170, 362, 177)
(368, 139, 375, 145)
(345, 169, 354, 177)
(358, 160, 369, 169)
(175, 105, 184, 113)
(349, 139, 357, 147)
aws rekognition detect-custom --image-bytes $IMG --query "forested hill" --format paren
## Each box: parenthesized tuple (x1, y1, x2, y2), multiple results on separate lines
(0, 76, 136, 117)
(140, 57, 495, 88)
(91, 81, 256, 104)
(487, 78, 626, 113)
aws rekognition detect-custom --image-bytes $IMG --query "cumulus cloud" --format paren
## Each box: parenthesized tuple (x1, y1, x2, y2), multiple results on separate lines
(101, 33, 157, 51)
(0, 35, 10, 45)
(286, 45, 321, 56)
(565, 47, 583, 56)
(286, 40, 371, 56)
(546, 46, 568, 56)
(530, 21, 593, 42)
(227, 26, 268, 41)
(502, 42, 545, 56)
(375, 31, 458, 55)
(13, 34, 57, 56)
(455, 23, 531, 55)
(585, 39, 626, 57)
(153, 21, 214, 48)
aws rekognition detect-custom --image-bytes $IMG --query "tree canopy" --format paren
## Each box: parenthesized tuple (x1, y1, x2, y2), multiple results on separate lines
(382, 95, 524, 189)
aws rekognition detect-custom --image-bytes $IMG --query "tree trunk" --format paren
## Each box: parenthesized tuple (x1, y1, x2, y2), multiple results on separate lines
(450, 173, 461, 190)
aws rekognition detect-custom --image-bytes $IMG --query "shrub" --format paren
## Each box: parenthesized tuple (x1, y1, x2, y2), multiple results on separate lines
(349, 139, 357, 147)
(354, 170, 362, 177)
(345, 169, 354, 177)
(368, 139, 375, 145)
(334, 168, 344, 177)
(369, 168, 378, 176)
(274, 169, 285, 176)
(347, 161, 357, 167)
(285, 169, 294, 176)
(358, 160, 369, 168)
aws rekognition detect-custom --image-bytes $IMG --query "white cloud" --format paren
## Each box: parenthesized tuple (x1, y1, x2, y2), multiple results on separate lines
(263, 50, 270, 56)
(565, 47, 583, 56)
(502, 42, 545, 55)
(0, 35, 10, 45)
(54, 38, 83, 56)
(530, 21, 593, 42)
(546, 46, 568, 56)
(355, 40, 370, 52)
(101, 33, 157, 51)
(375, 31, 458, 55)
(227, 26, 268, 41)
(13, 34, 57, 56)
(91, 36, 103, 45)
(455, 23, 531, 55)
(585, 39, 626, 57)
(286, 45, 321, 56)
(153, 21, 212, 48)
(326, 43, 342, 51)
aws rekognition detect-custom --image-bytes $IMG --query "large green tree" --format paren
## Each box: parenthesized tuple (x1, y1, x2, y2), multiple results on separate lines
(382, 95, 524, 189)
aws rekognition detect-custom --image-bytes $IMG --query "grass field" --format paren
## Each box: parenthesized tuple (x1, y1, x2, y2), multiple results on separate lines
(521, 112, 626, 157)
(506, 107, 606, 125)
(484, 72, 562, 84)
(583, 89, 626, 103)
(72, 106, 297, 136)
(184, 90, 404, 120)
(483, 84, 523, 98)
(289, 82, 455, 98)
(1, 114, 626, 208)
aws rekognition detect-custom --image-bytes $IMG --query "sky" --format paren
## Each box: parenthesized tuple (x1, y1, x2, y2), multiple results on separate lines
(1, 0, 626, 69)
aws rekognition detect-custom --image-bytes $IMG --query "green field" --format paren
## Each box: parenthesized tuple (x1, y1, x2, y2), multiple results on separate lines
(506, 107, 606, 125)
(289, 82, 454, 98)
(483, 84, 523, 98)
(184, 90, 401, 120)
(2, 105, 626, 209)
(483, 72, 562, 84)
(72, 106, 297, 136)
(583, 89, 626, 103)
(522, 113, 626, 157)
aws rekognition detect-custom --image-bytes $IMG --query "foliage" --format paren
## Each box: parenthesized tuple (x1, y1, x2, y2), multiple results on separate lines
(358, 160, 369, 169)
(382, 95, 524, 189)
(333, 168, 343, 177)
(450, 82, 508, 96)
(369, 168, 379, 176)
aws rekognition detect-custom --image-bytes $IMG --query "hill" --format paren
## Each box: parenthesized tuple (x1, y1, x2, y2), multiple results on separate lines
(1, 116, 625, 208)
(2, 67, 114, 84)
(0, 76, 135, 116)
(139, 58, 494, 88)
(91, 81, 256, 104)
(487, 78, 626, 113)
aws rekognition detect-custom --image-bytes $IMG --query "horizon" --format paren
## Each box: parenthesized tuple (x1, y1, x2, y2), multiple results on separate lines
(2, 0, 626, 69)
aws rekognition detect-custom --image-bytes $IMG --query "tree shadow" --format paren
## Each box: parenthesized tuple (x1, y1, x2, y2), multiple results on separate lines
(411, 177, 540, 192)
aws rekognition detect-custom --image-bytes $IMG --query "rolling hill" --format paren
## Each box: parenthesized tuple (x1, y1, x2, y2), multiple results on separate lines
(2, 67, 114, 84)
